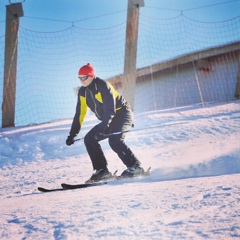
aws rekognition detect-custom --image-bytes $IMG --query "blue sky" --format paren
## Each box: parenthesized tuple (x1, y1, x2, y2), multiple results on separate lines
(1, 0, 240, 34)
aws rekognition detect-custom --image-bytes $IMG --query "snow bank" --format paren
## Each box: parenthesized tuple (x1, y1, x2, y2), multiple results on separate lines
(0, 101, 239, 239)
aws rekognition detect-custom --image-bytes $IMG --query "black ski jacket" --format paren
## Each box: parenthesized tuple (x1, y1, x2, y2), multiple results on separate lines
(69, 77, 129, 138)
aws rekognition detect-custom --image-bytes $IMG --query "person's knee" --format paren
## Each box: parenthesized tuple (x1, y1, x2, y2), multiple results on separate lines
(109, 137, 122, 152)
(84, 135, 90, 146)
(84, 132, 95, 146)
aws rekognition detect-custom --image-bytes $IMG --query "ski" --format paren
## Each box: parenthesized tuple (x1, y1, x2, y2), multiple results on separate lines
(38, 187, 72, 192)
(37, 170, 118, 192)
(38, 181, 107, 193)
(37, 168, 151, 193)
(61, 181, 107, 190)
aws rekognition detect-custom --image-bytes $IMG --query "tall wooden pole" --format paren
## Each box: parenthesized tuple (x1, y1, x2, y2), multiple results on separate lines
(2, 3, 23, 127)
(234, 62, 240, 99)
(123, 0, 144, 110)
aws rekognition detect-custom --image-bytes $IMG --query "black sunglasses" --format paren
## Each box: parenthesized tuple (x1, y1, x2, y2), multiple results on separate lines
(78, 76, 89, 81)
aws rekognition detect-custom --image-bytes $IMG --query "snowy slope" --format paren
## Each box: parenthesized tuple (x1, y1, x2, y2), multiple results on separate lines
(0, 101, 240, 239)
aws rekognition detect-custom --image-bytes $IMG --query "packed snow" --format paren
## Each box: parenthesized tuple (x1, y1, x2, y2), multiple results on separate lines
(0, 101, 240, 239)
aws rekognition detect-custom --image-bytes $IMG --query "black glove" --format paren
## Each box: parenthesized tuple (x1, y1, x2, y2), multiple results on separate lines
(66, 135, 74, 146)
(95, 122, 108, 140)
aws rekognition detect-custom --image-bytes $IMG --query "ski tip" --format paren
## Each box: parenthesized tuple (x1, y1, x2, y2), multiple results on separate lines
(143, 167, 151, 176)
(113, 169, 118, 177)
(146, 166, 151, 172)
(38, 187, 53, 192)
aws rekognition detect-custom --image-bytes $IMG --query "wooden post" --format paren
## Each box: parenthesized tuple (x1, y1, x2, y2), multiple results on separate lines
(123, 0, 144, 110)
(2, 3, 23, 128)
(234, 62, 240, 99)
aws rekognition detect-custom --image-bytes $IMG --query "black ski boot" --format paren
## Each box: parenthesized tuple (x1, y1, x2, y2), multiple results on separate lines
(86, 168, 112, 183)
(121, 164, 144, 178)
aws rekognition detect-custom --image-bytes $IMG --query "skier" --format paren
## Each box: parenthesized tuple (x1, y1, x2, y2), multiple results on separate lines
(66, 63, 143, 182)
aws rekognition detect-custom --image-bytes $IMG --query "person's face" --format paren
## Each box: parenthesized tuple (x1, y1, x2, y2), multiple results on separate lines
(78, 75, 94, 87)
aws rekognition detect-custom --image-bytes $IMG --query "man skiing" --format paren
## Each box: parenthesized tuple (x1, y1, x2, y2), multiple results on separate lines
(66, 63, 143, 182)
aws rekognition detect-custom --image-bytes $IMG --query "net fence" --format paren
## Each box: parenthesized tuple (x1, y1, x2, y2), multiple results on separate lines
(0, 14, 239, 126)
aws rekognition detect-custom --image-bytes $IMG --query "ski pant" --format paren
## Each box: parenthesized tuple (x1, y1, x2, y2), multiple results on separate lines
(84, 106, 141, 170)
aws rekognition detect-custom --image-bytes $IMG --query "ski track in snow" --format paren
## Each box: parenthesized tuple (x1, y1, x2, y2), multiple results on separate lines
(0, 101, 240, 239)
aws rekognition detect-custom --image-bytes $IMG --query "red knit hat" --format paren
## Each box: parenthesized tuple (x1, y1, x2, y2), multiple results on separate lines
(78, 63, 95, 78)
